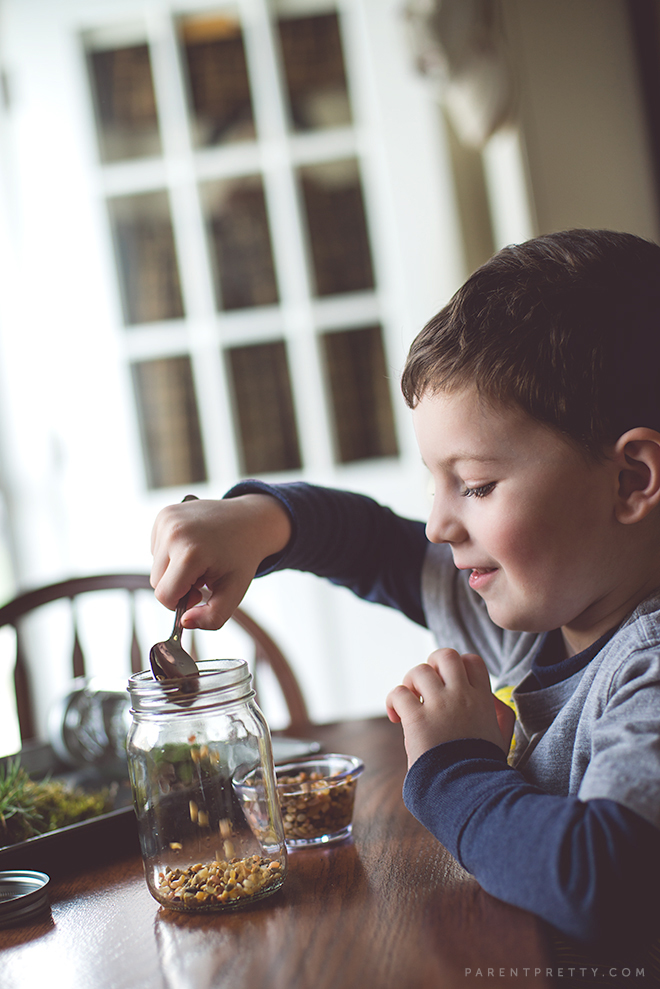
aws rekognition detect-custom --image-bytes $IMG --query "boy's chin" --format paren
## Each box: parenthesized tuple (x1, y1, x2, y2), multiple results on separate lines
(484, 602, 554, 635)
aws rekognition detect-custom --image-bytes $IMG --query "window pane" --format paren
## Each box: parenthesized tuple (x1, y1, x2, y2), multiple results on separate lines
(132, 357, 207, 489)
(322, 325, 398, 463)
(299, 159, 374, 296)
(277, 12, 352, 131)
(87, 44, 162, 162)
(179, 11, 255, 147)
(227, 342, 302, 474)
(108, 192, 185, 325)
(201, 177, 279, 310)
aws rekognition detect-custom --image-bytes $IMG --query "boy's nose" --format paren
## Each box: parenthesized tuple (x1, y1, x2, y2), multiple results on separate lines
(425, 500, 467, 545)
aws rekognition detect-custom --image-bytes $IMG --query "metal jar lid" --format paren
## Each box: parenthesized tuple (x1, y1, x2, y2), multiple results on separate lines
(0, 870, 51, 927)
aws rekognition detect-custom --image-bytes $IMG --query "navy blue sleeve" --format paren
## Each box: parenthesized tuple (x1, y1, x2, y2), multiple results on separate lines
(403, 740, 660, 946)
(224, 480, 429, 627)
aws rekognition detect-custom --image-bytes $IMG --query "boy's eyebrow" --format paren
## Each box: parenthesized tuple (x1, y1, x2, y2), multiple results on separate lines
(422, 451, 504, 470)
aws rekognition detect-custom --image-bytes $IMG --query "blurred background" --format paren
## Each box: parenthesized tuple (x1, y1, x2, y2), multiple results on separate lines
(0, 0, 659, 755)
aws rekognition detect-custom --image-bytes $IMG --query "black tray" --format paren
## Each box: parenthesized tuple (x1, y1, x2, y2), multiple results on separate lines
(0, 742, 138, 878)
(0, 805, 140, 879)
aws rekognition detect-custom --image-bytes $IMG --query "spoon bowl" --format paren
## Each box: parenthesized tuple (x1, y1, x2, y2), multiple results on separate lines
(149, 591, 199, 684)
(149, 493, 200, 691)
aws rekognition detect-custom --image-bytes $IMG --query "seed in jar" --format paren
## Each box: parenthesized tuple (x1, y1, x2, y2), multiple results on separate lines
(169, 842, 183, 851)
(189, 800, 198, 823)
(219, 818, 232, 838)
(197, 809, 210, 828)
(223, 839, 235, 858)
(157, 854, 283, 909)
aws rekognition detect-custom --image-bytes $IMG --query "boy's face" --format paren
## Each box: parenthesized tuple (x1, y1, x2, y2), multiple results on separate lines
(413, 385, 622, 650)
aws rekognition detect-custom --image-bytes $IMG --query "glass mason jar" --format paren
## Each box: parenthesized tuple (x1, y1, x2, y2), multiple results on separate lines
(126, 659, 287, 913)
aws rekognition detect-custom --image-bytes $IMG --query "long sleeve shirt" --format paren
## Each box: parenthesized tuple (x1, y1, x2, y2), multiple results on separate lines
(226, 480, 660, 946)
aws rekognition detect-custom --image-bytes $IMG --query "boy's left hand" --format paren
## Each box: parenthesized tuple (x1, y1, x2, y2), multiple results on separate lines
(386, 649, 515, 768)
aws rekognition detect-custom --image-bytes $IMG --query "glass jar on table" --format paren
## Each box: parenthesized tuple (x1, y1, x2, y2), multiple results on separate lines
(126, 659, 286, 912)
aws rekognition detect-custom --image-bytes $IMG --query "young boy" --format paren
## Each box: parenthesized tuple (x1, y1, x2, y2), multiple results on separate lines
(150, 229, 660, 948)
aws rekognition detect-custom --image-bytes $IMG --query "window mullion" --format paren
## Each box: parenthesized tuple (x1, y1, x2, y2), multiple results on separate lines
(145, 11, 215, 322)
(145, 10, 239, 485)
(242, 0, 335, 472)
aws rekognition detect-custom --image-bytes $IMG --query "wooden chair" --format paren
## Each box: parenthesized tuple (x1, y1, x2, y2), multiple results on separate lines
(0, 574, 311, 743)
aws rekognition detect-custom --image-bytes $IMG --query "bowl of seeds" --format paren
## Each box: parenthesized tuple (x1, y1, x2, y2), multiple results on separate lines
(236, 753, 364, 848)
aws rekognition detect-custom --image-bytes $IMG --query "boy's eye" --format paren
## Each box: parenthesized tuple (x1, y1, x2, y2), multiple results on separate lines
(462, 482, 495, 499)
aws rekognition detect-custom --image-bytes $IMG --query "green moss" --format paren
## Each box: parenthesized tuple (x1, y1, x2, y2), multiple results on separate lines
(0, 760, 113, 847)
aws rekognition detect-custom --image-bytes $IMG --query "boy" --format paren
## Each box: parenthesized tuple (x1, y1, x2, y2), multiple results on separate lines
(150, 229, 660, 947)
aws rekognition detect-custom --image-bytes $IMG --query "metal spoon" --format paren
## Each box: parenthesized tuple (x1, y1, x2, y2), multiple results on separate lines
(149, 494, 200, 686)
(149, 590, 199, 683)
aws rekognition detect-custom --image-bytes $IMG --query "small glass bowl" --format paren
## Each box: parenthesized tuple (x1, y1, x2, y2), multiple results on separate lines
(236, 753, 364, 848)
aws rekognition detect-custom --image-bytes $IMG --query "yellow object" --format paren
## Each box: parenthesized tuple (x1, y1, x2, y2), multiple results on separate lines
(494, 685, 518, 764)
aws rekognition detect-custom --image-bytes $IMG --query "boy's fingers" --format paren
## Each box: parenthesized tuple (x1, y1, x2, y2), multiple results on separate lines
(149, 554, 169, 592)
(402, 663, 443, 699)
(426, 648, 477, 690)
(425, 648, 458, 677)
(461, 652, 492, 691)
(386, 683, 424, 721)
(426, 649, 491, 693)
(152, 559, 201, 611)
(181, 592, 233, 631)
(181, 570, 256, 630)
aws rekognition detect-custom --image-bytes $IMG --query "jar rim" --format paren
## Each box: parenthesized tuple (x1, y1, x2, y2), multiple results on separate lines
(128, 658, 254, 715)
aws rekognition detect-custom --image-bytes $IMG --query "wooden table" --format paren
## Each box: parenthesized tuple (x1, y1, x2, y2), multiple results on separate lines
(0, 718, 553, 989)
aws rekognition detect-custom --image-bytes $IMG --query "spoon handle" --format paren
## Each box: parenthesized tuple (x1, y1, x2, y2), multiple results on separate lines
(171, 493, 199, 640)
(172, 593, 189, 643)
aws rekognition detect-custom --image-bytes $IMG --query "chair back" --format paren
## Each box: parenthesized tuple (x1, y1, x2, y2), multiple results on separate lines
(0, 574, 310, 745)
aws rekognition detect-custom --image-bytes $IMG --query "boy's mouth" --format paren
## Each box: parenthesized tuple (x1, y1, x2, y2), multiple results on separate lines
(467, 567, 498, 590)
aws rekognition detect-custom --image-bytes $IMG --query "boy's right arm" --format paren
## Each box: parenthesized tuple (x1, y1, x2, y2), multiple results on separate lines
(151, 481, 430, 630)
(150, 494, 292, 630)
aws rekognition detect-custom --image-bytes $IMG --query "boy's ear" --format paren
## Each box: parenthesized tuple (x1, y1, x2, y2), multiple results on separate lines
(613, 428, 660, 523)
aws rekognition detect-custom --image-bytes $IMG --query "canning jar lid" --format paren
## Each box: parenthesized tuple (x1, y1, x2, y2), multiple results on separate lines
(0, 870, 51, 927)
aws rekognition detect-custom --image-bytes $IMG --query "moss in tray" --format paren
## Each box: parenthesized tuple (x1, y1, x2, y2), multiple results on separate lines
(0, 759, 114, 847)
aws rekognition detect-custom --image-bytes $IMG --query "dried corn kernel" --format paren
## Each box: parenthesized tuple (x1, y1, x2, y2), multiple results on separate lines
(157, 854, 283, 910)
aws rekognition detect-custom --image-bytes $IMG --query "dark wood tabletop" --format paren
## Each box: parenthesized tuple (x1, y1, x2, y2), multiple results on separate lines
(0, 717, 553, 989)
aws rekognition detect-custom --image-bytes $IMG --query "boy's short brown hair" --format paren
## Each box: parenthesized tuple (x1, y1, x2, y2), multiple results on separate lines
(401, 229, 660, 456)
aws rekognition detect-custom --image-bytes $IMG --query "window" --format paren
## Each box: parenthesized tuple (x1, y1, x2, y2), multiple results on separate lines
(84, 4, 399, 490)
(131, 357, 208, 488)
(87, 43, 162, 161)
(322, 325, 398, 463)
(1, 0, 462, 738)
(227, 340, 302, 474)
(108, 191, 185, 324)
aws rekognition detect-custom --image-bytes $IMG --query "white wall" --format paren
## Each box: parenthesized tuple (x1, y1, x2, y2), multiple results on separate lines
(503, 0, 660, 241)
